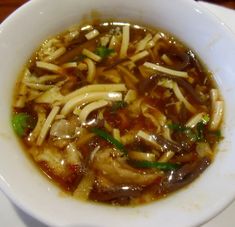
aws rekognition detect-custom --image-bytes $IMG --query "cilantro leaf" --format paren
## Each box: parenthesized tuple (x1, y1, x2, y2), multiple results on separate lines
(94, 46, 114, 58)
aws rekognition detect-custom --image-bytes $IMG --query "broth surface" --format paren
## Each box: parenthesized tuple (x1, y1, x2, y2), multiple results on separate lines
(12, 21, 223, 205)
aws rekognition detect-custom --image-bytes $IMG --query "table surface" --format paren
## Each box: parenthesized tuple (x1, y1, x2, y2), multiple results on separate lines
(0, 0, 28, 23)
(1, 0, 235, 227)
(0, 0, 234, 23)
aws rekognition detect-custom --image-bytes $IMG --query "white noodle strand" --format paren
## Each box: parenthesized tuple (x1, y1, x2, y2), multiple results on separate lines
(37, 106, 60, 146)
(120, 25, 130, 58)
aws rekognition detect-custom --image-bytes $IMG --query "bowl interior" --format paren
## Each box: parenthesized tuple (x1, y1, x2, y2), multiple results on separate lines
(1, 0, 235, 226)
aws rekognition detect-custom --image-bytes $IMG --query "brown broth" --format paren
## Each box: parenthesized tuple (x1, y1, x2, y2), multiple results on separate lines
(12, 21, 223, 206)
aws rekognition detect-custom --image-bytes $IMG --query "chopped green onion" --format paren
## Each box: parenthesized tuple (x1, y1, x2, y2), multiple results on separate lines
(195, 122, 205, 141)
(208, 130, 223, 142)
(111, 101, 127, 112)
(94, 46, 114, 58)
(12, 113, 35, 136)
(78, 54, 86, 61)
(168, 118, 210, 142)
(167, 123, 186, 132)
(91, 128, 127, 154)
(130, 160, 179, 171)
(202, 114, 210, 124)
(213, 130, 223, 139)
(184, 128, 198, 142)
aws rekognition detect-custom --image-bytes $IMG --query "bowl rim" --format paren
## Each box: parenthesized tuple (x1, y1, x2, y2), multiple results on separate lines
(1, 0, 235, 226)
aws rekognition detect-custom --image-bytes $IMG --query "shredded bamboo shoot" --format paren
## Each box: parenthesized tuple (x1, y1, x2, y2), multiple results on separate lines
(82, 48, 102, 62)
(136, 130, 162, 150)
(61, 92, 122, 115)
(172, 82, 196, 113)
(144, 62, 188, 78)
(60, 84, 126, 104)
(37, 106, 60, 146)
(84, 58, 96, 83)
(85, 29, 100, 40)
(130, 50, 149, 62)
(186, 112, 206, 128)
(120, 25, 130, 58)
(36, 61, 63, 74)
(44, 47, 66, 62)
(79, 100, 109, 124)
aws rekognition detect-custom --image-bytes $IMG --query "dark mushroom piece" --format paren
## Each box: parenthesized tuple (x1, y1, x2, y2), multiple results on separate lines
(56, 34, 103, 64)
(139, 73, 204, 104)
(103, 57, 129, 71)
(139, 74, 157, 94)
(146, 156, 211, 196)
(163, 51, 190, 71)
(173, 77, 204, 104)
(152, 133, 183, 153)
(89, 184, 143, 205)
(188, 50, 204, 73)
(162, 156, 211, 193)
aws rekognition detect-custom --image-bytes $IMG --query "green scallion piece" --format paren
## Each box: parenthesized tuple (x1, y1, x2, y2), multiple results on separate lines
(91, 127, 127, 154)
(12, 112, 34, 136)
(111, 101, 127, 112)
(130, 160, 180, 171)
(94, 46, 114, 58)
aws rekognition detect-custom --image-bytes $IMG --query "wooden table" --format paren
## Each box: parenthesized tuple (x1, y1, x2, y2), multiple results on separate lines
(0, 0, 234, 23)
(198, 0, 235, 8)
(0, 0, 28, 22)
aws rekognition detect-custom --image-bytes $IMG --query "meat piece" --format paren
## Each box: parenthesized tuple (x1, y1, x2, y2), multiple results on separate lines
(29, 144, 84, 191)
(92, 148, 160, 186)
(50, 117, 80, 139)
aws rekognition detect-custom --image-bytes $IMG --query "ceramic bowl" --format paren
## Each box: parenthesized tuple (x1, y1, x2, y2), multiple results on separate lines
(0, 0, 235, 226)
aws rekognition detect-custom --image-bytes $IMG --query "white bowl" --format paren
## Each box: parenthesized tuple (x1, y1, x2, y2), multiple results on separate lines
(1, 0, 235, 226)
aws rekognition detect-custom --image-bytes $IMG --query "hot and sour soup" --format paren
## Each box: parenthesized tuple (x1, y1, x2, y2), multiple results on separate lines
(12, 21, 224, 205)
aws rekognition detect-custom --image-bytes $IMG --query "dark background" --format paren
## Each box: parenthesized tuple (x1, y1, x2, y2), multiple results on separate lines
(0, 0, 234, 23)
(0, 0, 28, 22)
(195, 0, 235, 8)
